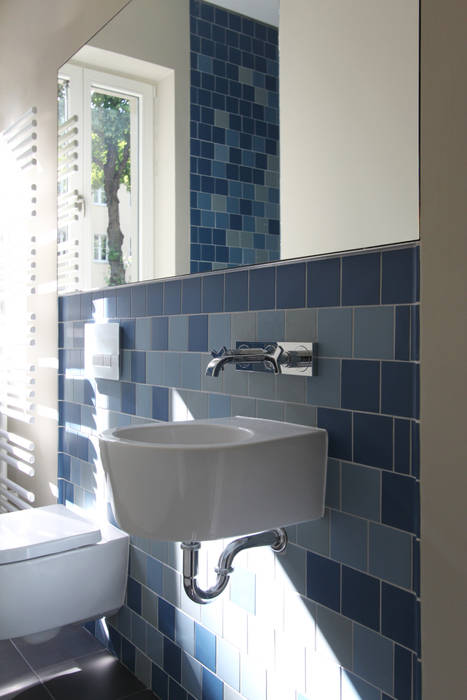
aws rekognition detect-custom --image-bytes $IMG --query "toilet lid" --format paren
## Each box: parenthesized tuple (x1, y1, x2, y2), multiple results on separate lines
(0, 504, 101, 564)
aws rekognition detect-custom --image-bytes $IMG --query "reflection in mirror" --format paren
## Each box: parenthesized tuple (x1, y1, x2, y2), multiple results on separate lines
(58, 0, 418, 294)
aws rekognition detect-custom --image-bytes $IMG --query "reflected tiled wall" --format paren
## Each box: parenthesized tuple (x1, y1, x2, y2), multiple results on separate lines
(58, 244, 421, 700)
(190, 0, 280, 273)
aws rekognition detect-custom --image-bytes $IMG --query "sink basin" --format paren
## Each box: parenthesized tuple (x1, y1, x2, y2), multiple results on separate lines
(99, 416, 328, 541)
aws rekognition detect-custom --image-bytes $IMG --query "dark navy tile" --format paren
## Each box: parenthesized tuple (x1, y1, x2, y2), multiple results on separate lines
(331, 511, 367, 570)
(307, 257, 340, 307)
(195, 623, 216, 672)
(164, 637, 181, 683)
(182, 277, 202, 314)
(148, 283, 164, 315)
(341, 360, 380, 412)
(188, 315, 208, 351)
(147, 556, 163, 594)
(80, 293, 93, 321)
(116, 288, 131, 318)
(413, 537, 420, 596)
(354, 626, 394, 696)
(341, 566, 380, 631)
(121, 383, 136, 414)
(317, 408, 352, 461)
(411, 421, 420, 478)
(131, 285, 147, 316)
(225, 270, 248, 311)
(395, 306, 410, 361)
(276, 262, 306, 308)
(306, 551, 340, 611)
(342, 670, 381, 700)
(165, 280, 182, 315)
(410, 305, 420, 361)
(152, 664, 169, 700)
(153, 387, 169, 421)
(394, 419, 410, 474)
(152, 317, 169, 350)
(381, 362, 419, 418)
(122, 636, 136, 673)
(131, 352, 146, 384)
(121, 319, 135, 350)
(58, 453, 70, 480)
(413, 657, 422, 700)
(249, 266, 275, 310)
(354, 413, 393, 469)
(382, 583, 418, 652)
(127, 577, 142, 614)
(169, 679, 187, 700)
(61, 294, 81, 321)
(394, 644, 412, 700)
(159, 598, 176, 640)
(382, 247, 419, 304)
(202, 668, 223, 700)
(382, 472, 419, 534)
(342, 252, 380, 306)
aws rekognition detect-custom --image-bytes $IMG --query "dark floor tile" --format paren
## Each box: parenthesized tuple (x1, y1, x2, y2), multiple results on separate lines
(2, 682, 53, 699)
(42, 650, 144, 700)
(13, 626, 104, 673)
(0, 640, 43, 699)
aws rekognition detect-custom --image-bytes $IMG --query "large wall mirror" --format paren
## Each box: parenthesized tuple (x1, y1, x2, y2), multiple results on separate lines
(57, 0, 419, 294)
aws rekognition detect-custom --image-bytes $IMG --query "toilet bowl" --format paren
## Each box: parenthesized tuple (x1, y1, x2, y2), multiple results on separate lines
(0, 504, 129, 640)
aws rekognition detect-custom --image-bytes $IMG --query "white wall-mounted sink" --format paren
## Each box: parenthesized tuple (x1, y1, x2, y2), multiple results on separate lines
(99, 416, 328, 541)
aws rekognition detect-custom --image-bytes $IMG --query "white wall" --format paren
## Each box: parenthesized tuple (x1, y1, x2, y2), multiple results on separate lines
(280, 0, 419, 258)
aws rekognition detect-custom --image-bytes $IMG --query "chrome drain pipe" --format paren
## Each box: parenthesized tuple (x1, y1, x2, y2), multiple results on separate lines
(181, 528, 288, 604)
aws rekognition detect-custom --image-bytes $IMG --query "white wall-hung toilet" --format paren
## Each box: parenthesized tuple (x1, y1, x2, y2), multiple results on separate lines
(0, 504, 129, 640)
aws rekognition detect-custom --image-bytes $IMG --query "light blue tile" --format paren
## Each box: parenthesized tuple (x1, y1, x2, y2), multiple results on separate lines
(135, 649, 151, 688)
(285, 309, 317, 342)
(223, 363, 249, 396)
(151, 539, 169, 563)
(164, 353, 181, 387)
(217, 638, 240, 690)
(178, 390, 208, 419)
(181, 651, 202, 699)
(131, 612, 147, 652)
(284, 403, 317, 426)
(121, 350, 132, 381)
(79, 462, 96, 492)
(231, 312, 256, 342)
(116, 604, 132, 638)
(248, 372, 275, 399)
(276, 374, 306, 403)
(169, 316, 188, 351)
(354, 307, 394, 359)
(209, 314, 231, 350)
(318, 308, 353, 357)
(240, 653, 266, 700)
(341, 463, 380, 521)
(162, 564, 181, 607)
(331, 511, 367, 570)
(325, 459, 340, 510)
(354, 625, 394, 696)
(230, 567, 256, 613)
(136, 384, 152, 418)
(181, 353, 201, 390)
(209, 394, 231, 418)
(316, 605, 353, 669)
(175, 609, 195, 656)
(297, 510, 330, 556)
(257, 310, 285, 341)
(256, 399, 284, 420)
(369, 523, 412, 588)
(130, 546, 147, 584)
(70, 458, 81, 486)
(275, 542, 306, 595)
(146, 625, 163, 665)
(306, 358, 340, 407)
(231, 396, 256, 417)
(135, 318, 151, 350)
(146, 352, 164, 386)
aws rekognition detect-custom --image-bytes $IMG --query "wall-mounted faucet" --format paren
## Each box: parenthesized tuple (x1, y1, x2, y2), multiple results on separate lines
(206, 342, 315, 377)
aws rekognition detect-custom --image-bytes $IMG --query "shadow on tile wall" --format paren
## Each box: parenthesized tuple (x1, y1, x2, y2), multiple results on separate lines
(58, 244, 421, 700)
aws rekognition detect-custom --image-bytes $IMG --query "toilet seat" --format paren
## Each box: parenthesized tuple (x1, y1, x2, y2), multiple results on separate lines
(0, 504, 101, 564)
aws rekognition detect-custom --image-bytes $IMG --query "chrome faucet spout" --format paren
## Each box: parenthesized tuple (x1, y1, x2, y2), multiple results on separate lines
(205, 345, 282, 376)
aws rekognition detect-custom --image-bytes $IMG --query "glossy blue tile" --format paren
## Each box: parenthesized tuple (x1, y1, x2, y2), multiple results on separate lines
(382, 362, 419, 418)
(131, 352, 146, 384)
(159, 598, 176, 640)
(382, 583, 418, 652)
(164, 637, 181, 683)
(276, 262, 306, 308)
(317, 408, 352, 461)
(195, 623, 216, 671)
(306, 551, 340, 611)
(382, 472, 419, 534)
(202, 668, 223, 700)
(58, 453, 70, 480)
(121, 637, 136, 672)
(188, 315, 208, 351)
(395, 306, 410, 360)
(354, 413, 393, 469)
(165, 280, 182, 315)
(152, 387, 169, 421)
(307, 257, 340, 307)
(148, 283, 164, 315)
(355, 306, 394, 359)
(121, 382, 136, 414)
(369, 523, 412, 588)
(413, 537, 420, 596)
(411, 305, 420, 361)
(341, 670, 380, 700)
(152, 664, 169, 700)
(342, 252, 380, 306)
(331, 511, 367, 570)
(116, 288, 131, 318)
(394, 419, 410, 474)
(341, 566, 380, 631)
(306, 358, 340, 408)
(181, 353, 202, 390)
(182, 277, 202, 314)
(411, 421, 420, 478)
(354, 625, 394, 696)
(127, 577, 142, 614)
(165, 353, 181, 387)
(208, 393, 231, 417)
(341, 462, 380, 521)
(135, 318, 152, 351)
(208, 313, 231, 349)
(395, 645, 412, 700)
(131, 285, 147, 316)
(257, 309, 284, 341)
(413, 657, 422, 700)
(382, 247, 419, 304)
(169, 316, 188, 351)
(225, 269, 248, 311)
(121, 319, 136, 350)
(152, 317, 169, 351)
(169, 679, 187, 700)
(341, 360, 379, 412)
(249, 266, 275, 309)
(317, 308, 353, 357)
(147, 557, 163, 594)
(325, 459, 340, 510)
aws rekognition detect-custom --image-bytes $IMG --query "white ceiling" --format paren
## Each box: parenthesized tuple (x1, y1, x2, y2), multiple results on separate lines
(209, 0, 279, 27)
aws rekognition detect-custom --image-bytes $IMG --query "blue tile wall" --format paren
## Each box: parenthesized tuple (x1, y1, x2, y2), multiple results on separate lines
(190, 0, 280, 272)
(58, 243, 420, 700)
